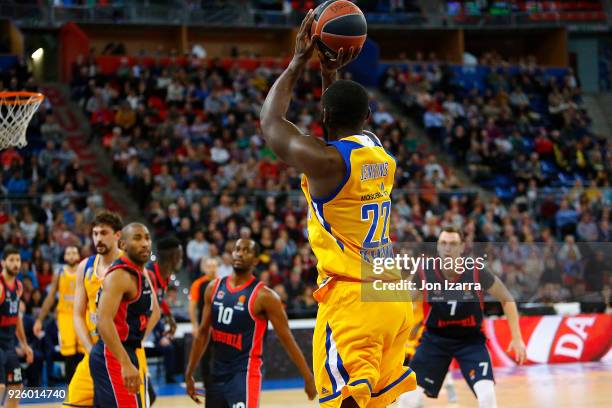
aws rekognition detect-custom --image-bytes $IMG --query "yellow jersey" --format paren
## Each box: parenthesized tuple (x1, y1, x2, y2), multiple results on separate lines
(56, 266, 77, 314)
(301, 132, 396, 285)
(83, 255, 104, 343)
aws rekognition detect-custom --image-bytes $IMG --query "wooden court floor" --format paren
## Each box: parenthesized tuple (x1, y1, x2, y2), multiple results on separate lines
(28, 362, 612, 407)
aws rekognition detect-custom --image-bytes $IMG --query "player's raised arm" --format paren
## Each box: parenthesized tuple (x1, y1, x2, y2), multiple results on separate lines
(259, 10, 343, 180)
(33, 270, 60, 336)
(97, 269, 141, 394)
(73, 258, 93, 353)
(185, 279, 215, 404)
(258, 287, 317, 400)
(486, 276, 526, 365)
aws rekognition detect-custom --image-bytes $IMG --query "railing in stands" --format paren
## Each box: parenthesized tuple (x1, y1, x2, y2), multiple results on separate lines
(0, 3, 607, 29)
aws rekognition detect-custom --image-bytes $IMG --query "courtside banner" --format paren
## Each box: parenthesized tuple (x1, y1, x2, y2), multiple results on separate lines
(485, 314, 612, 367)
(262, 314, 611, 378)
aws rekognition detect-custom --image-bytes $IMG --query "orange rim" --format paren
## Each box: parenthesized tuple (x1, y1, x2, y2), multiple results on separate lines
(0, 92, 45, 105)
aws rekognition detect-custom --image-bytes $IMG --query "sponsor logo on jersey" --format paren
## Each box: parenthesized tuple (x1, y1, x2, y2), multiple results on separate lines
(217, 290, 225, 300)
(235, 295, 246, 311)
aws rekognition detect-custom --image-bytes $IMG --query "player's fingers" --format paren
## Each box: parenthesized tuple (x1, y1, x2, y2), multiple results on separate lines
(299, 9, 313, 35)
(337, 47, 344, 63)
(346, 47, 355, 63)
(305, 9, 315, 31)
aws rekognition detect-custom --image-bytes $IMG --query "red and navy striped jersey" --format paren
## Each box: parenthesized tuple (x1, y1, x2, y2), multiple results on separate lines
(146, 262, 170, 316)
(97, 257, 154, 346)
(420, 267, 495, 338)
(209, 276, 266, 375)
(0, 274, 22, 348)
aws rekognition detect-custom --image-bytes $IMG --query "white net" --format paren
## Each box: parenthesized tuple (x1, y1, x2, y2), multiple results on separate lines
(0, 92, 44, 150)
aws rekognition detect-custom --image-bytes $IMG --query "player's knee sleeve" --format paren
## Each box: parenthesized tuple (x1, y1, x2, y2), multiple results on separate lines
(397, 386, 424, 408)
(474, 380, 497, 408)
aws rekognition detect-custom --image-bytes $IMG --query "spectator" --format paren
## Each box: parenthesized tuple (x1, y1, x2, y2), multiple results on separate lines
(186, 230, 210, 270)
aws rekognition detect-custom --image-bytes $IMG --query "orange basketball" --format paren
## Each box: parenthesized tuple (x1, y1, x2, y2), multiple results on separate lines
(310, 0, 367, 61)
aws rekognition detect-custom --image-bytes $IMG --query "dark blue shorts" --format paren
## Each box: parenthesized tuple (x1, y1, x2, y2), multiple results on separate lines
(90, 341, 146, 408)
(410, 331, 494, 398)
(0, 347, 22, 385)
(205, 367, 262, 408)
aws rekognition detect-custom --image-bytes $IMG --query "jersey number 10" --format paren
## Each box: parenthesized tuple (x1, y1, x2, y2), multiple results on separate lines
(217, 305, 234, 325)
(361, 200, 391, 248)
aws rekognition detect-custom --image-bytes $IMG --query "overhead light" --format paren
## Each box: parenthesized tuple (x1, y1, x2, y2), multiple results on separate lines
(31, 48, 44, 60)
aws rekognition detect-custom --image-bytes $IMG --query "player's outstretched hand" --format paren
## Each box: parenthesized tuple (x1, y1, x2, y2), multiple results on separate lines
(304, 375, 317, 400)
(186, 375, 203, 404)
(319, 46, 360, 75)
(507, 338, 526, 365)
(292, 9, 317, 66)
(121, 362, 141, 395)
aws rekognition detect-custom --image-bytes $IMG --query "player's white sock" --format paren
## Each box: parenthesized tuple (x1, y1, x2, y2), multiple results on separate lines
(444, 372, 458, 403)
(473, 380, 497, 408)
(397, 386, 424, 408)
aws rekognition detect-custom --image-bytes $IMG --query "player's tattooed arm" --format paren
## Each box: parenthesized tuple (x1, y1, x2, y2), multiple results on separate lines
(487, 277, 526, 365)
(73, 257, 94, 353)
(34, 271, 60, 336)
(257, 287, 317, 400)
(185, 280, 215, 404)
(97, 269, 142, 394)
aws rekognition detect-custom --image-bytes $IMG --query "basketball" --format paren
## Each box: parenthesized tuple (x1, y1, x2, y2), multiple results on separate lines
(311, 0, 367, 61)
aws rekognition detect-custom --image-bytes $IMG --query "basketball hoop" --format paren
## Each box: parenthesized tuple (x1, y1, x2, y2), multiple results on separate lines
(0, 91, 45, 150)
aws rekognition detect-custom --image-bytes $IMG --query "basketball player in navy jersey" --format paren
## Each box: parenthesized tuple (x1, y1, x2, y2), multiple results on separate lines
(90, 223, 160, 408)
(399, 228, 526, 408)
(185, 238, 317, 407)
(0, 246, 34, 408)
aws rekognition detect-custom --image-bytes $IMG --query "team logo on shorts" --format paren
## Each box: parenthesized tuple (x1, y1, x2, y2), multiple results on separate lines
(321, 386, 329, 395)
(469, 369, 476, 380)
(217, 290, 225, 300)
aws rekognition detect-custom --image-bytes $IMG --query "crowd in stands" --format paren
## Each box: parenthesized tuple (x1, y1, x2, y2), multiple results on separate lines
(65, 49, 610, 311)
(69, 52, 465, 317)
(381, 51, 610, 303)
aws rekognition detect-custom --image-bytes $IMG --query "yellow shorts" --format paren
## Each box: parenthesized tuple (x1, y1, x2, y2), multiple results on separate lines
(63, 346, 149, 407)
(314, 280, 417, 408)
(57, 313, 86, 356)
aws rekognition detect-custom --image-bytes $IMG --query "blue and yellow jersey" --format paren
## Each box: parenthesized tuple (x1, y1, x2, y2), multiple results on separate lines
(84, 255, 104, 343)
(83, 251, 123, 343)
(57, 266, 77, 315)
(301, 132, 396, 286)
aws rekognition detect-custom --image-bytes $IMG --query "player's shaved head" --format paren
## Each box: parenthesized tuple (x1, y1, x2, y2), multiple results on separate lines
(121, 223, 149, 240)
(120, 223, 152, 266)
(321, 79, 370, 141)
